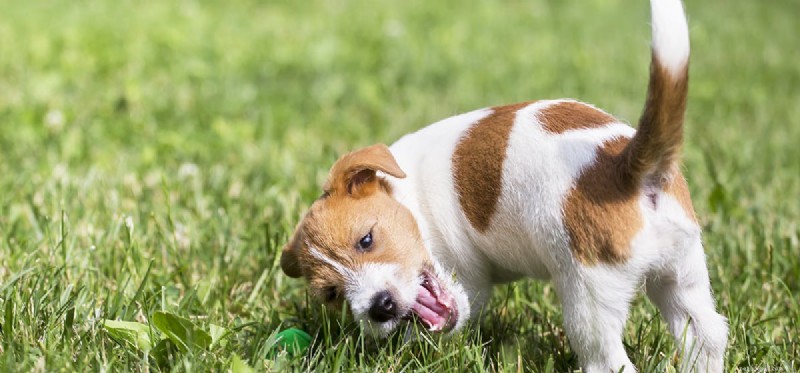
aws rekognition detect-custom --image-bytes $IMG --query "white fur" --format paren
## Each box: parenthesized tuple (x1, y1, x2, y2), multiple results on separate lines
(348, 263, 420, 338)
(642, 194, 728, 372)
(309, 246, 355, 280)
(651, 0, 690, 76)
(309, 246, 429, 338)
(309, 246, 424, 337)
(391, 108, 495, 308)
(479, 100, 635, 278)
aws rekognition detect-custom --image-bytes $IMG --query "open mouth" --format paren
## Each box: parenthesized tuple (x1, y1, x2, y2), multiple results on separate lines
(406, 270, 457, 332)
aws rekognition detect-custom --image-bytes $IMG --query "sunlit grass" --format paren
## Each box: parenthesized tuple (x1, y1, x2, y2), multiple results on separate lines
(0, 0, 798, 371)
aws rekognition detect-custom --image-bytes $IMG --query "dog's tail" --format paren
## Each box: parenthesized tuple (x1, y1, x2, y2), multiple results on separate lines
(621, 0, 690, 186)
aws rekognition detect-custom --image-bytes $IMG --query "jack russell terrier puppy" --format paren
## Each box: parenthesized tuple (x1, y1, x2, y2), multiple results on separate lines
(280, 0, 728, 371)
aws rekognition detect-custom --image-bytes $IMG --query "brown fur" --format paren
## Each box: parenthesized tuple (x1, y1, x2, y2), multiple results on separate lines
(561, 54, 693, 264)
(621, 55, 689, 187)
(560, 51, 691, 264)
(563, 136, 642, 264)
(281, 144, 429, 303)
(539, 101, 616, 134)
(452, 102, 532, 232)
(325, 144, 406, 197)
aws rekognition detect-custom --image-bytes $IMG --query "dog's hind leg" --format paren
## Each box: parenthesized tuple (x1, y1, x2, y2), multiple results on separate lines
(553, 268, 638, 373)
(645, 240, 728, 372)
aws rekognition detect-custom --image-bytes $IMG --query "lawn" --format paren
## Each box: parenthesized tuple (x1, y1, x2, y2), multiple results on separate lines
(0, 0, 798, 371)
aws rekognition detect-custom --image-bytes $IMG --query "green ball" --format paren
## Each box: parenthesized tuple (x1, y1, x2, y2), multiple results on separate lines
(272, 328, 311, 356)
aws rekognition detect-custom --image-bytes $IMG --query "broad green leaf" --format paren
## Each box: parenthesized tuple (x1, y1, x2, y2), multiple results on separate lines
(102, 320, 153, 353)
(231, 354, 254, 373)
(151, 311, 211, 353)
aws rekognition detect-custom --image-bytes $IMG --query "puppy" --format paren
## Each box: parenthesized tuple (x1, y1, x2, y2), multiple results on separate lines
(280, 0, 728, 371)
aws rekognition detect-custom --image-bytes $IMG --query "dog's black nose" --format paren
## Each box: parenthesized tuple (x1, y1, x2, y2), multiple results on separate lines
(368, 291, 397, 322)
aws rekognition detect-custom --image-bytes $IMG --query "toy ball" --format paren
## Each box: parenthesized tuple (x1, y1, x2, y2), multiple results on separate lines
(272, 328, 311, 356)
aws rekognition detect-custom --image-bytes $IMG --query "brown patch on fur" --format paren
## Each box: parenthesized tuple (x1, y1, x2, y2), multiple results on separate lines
(665, 172, 697, 222)
(563, 136, 643, 264)
(539, 101, 616, 134)
(452, 102, 532, 232)
(562, 51, 691, 264)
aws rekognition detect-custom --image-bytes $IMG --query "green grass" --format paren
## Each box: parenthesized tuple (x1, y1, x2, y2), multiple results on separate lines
(1, 0, 798, 371)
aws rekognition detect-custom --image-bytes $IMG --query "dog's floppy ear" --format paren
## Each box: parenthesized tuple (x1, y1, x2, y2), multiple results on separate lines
(281, 227, 304, 278)
(324, 144, 406, 197)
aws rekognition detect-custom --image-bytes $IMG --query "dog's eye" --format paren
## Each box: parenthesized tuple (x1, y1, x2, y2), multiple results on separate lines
(324, 286, 339, 302)
(357, 231, 373, 251)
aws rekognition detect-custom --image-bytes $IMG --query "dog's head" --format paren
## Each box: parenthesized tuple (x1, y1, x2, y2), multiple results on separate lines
(281, 144, 469, 337)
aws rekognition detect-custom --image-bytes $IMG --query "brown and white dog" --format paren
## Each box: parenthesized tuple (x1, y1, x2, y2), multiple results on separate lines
(280, 0, 728, 371)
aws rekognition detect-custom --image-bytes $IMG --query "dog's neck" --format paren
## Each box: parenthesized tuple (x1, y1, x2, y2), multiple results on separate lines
(383, 173, 498, 311)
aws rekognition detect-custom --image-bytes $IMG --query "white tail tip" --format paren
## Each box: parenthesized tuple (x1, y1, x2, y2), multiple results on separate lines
(650, 0, 690, 75)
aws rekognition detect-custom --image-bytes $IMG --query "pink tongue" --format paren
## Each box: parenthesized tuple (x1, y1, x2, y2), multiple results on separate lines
(412, 284, 449, 330)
